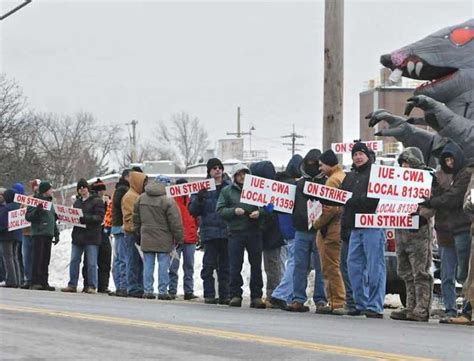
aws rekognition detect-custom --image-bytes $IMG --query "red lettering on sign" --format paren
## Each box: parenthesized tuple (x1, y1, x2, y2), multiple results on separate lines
(402, 169, 424, 183)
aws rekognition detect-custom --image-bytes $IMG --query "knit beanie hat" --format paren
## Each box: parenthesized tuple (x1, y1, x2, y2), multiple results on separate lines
(351, 142, 371, 158)
(175, 178, 188, 185)
(156, 175, 171, 186)
(39, 181, 52, 194)
(206, 158, 224, 176)
(76, 178, 90, 191)
(91, 178, 106, 192)
(319, 149, 338, 167)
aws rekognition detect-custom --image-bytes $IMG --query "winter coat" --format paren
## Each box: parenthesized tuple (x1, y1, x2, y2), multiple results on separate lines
(175, 196, 198, 244)
(0, 190, 23, 242)
(463, 162, 474, 231)
(312, 164, 345, 241)
(133, 180, 184, 253)
(274, 170, 297, 240)
(463, 163, 474, 304)
(112, 177, 129, 227)
(340, 160, 379, 230)
(25, 193, 59, 238)
(216, 181, 264, 233)
(0, 203, 8, 242)
(122, 172, 147, 233)
(189, 179, 230, 242)
(71, 193, 105, 246)
(293, 149, 326, 232)
(431, 143, 471, 239)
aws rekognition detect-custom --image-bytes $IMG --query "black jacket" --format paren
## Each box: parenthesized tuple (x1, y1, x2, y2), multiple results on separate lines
(72, 193, 105, 246)
(340, 161, 379, 232)
(111, 177, 129, 227)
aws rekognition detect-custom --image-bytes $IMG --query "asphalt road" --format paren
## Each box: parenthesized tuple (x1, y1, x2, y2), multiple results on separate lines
(0, 288, 472, 361)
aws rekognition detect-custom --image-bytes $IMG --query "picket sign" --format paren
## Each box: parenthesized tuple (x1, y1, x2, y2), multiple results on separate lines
(8, 208, 31, 231)
(367, 165, 432, 203)
(54, 204, 86, 228)
(13, 193, 52, 211)
(331, 141, 383, 155)
(307, 200, 323, 230)
(376, 200, 419, 214)
(303, 182, 352, 204)
(166, 179, 216, 198)
(355, 213, 419, 229)
(240, 174, 296, 214)
(471, 189, 474, 201)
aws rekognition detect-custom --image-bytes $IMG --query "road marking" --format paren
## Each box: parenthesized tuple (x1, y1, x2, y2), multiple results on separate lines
(0, 304, 435, 361)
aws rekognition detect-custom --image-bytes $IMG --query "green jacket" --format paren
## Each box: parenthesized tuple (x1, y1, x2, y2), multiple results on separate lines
(25, 193, 59, 238)
(216, 183, 264, 233)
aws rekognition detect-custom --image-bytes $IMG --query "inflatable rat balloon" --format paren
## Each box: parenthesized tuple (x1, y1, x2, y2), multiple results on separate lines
(367, 19, 474, 164)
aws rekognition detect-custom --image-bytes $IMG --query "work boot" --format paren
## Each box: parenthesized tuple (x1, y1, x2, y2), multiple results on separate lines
(218, 298, 230, 305)
(20, 283, 31, 290)
(44, 285, 55, 291)
(98, 289, 111, 294)
(390, 309, 411, 321)
(143, 293, 155, 299)
(30, 284, 44, 290)
(315, 304, 333, 315)
(85, 288, 97, 294)
(250, 298, 266, 309)
(331, 307, 349, 316)
(363, 310, 383, 319)
(286, 301, 310, 313)
(406, 310, 429, 322)
(184, 293, 198, 300)
(115, 289, 128, 297)
(347, 308, 363, 316)
(205, 297, 218, 304)
(445, 314, 471, 326)
(158, 294, 173, 300)
(61, 286, 77, 293)
(229, 297, 242, 307)
(270, 297, 288, 310)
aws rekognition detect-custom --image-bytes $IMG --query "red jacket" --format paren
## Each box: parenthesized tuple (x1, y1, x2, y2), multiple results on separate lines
(175, 196, 198, 244)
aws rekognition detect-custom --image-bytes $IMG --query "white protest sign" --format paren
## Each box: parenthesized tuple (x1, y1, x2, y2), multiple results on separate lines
(166, 179, 216, 198)
(54, 204, 86, 228)
(240, 175, 296, 214)
(355, 213, 419, 229)
(376, 201, 419, 214)
(14, 193, 52, 211)
(367, 165, 432, 203)
(8, 208, 31, 231)
(331, 141, 383, 155)
(307, 200, 323, 230)
(303, 182, 352, 204)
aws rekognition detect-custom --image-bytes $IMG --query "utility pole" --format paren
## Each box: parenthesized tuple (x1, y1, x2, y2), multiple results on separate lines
(281, 124, 305, 156)
(226, 106, 251, 138)
(126, 120, 138, 163)
(322, 0, 344, 151)
(0, 0, 32, 21)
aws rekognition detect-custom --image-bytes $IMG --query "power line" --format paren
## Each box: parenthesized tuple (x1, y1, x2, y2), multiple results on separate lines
(281, 124, 305, 156)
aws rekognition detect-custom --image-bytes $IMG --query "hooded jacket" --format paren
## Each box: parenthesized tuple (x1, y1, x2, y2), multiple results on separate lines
(0, 189, 23, 242)
(175, 195, 198, 244)
(112, 177, 130, 227)
(293, 149, 326, 232)
(216, 163, 264, 233)
(72, 192, 105, 246)
(133, 180, 184, 252)
(122, 172, 147, 233)
(25, 192, 59, 238)
(431, 142, 471, 237)
(312, 164, 346, 241)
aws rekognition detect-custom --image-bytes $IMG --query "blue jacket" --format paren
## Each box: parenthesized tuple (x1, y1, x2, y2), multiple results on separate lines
(0, 189, 23, 242)
(188, 179, 230, 242)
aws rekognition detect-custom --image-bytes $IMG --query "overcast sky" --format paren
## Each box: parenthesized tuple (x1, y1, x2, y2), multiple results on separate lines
(1, 0, 472, 167)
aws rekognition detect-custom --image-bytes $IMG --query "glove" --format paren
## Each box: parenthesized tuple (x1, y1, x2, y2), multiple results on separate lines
(36, 203, 44, 210)
(263, 203, 274, 214)
(197, 188, 208, 202)
(419, 197, 432, 208)
(79, 217, 86, 224)
(52, 235, 60, 245)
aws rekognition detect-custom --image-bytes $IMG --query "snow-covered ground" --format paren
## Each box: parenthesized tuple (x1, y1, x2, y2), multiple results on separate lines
(50, 228, 403, 307)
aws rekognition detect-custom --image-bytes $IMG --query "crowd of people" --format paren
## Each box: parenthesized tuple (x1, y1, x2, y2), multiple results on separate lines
(0, 140, 473, 326)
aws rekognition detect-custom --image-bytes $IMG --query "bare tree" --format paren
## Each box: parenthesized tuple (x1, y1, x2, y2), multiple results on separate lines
(155, 112, 209, 171)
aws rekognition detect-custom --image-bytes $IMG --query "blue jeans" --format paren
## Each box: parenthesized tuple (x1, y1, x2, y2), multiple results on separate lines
(348, 228, 386, 313)
(22, 235, 34, 284)
(124, 233, 143, 295)
(340, 240, 356, 309)
(292, 231, 327, 304)
(68, 244, 98, 288)
(454, 232, 471, 284)
(201, 238, 229, 299)
(228, 231, 263, 299)
(143, 252, 171, 295)
(272, 238, 295, 303)
(439, 245, 457, 314)
(168, 244, 196, 295)
(111, 233, 127, 291)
